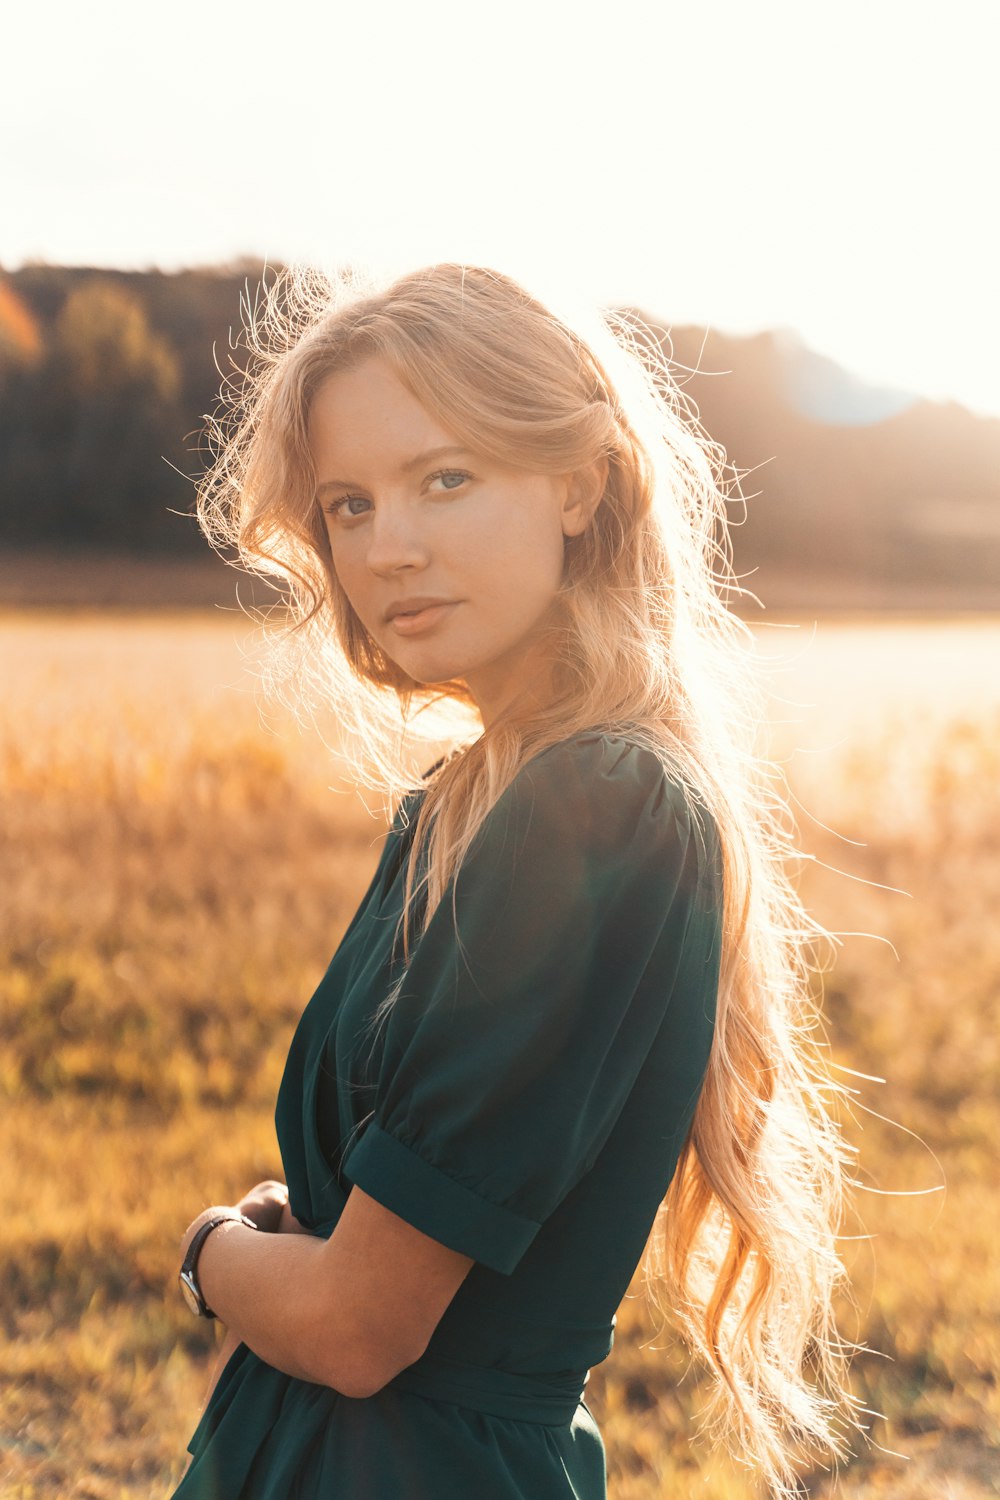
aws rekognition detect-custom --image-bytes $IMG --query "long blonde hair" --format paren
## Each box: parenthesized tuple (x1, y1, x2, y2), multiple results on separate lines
(199, 261, 860, 1495)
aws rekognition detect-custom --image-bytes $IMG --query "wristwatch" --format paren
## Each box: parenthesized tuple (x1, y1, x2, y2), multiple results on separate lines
(179, 1212, 258, 1318)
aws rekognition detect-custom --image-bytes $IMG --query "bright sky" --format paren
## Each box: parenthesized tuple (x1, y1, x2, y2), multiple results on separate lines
(4, 0, 998, 415)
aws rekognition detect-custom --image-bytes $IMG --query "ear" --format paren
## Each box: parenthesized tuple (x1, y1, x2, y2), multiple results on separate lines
(560, 455, 609, 539)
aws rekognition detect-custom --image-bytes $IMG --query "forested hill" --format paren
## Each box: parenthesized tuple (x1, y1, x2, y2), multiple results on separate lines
(1, 263, 998, 606)
(653, 319, 1000, 596)
(0, 264, 261, 553)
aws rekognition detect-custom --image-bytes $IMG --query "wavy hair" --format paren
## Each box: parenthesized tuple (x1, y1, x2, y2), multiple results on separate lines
(198, 261, 860, 1495)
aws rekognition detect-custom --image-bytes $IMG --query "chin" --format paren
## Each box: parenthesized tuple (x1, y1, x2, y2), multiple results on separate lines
(392, 655, 474, 690)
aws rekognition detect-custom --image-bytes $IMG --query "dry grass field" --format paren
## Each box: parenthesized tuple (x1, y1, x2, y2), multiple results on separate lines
(1, 610, 999, 1498)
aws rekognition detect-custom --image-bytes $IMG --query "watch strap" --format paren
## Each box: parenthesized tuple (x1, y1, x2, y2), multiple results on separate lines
(179, 1211, 258, 1318)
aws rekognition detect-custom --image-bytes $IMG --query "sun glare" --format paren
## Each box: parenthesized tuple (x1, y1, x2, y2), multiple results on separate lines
(2, 0, 997, 415)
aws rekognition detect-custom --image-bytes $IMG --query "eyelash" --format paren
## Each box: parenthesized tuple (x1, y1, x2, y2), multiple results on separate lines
(323, 469, 472, 520)
(428, 467, 473, 492)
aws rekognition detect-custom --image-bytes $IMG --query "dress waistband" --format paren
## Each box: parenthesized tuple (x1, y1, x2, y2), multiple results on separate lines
(387, 1350, 590, 1427)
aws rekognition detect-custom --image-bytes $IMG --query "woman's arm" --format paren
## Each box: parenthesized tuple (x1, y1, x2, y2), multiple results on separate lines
(180, 1185, 474, 1398)
(192, 1191, 311, 1418)
(177, 1194, 308, 1484)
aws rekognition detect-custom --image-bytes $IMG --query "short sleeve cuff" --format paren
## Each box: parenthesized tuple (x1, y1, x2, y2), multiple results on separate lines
(342, 1122, 540, 1275)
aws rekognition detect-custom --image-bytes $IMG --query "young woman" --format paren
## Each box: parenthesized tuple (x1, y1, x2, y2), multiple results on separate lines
(172, 263, 856, 1499)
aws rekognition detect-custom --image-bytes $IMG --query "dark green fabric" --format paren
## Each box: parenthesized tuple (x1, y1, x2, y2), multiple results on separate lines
(173, 733, 723, 1498)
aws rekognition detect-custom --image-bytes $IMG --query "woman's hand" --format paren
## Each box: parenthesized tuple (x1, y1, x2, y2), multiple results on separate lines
(234, 1179, 290, 1234)
(277, 1198, 313, 1235)
(234, 1180, 312, 1235)
(179, 1181, 294, 1265)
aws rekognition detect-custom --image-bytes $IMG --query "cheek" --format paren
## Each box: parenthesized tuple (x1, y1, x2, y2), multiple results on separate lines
(495, 528, 566, 605)
(462, 493, 566, 586)
(326, 540, 372, 620)
(326, 527, 359, 577)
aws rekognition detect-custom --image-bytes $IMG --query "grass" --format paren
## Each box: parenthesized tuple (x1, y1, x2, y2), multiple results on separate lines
(1, 611, 998, 1497)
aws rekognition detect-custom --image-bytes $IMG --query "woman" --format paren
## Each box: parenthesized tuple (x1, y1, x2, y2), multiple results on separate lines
(173, 263, 856, 1498)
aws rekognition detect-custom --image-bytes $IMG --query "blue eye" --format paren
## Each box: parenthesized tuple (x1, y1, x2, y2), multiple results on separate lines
(429, 469, 471, 492)
(325, 495, 371, 519)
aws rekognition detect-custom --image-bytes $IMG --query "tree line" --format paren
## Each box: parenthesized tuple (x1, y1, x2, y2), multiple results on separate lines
(2, 264, 998, 602)
(0, 266, 254, 553)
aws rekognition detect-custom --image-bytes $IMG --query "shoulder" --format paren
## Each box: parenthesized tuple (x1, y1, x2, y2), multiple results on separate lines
(473, 731, 717, 881)
(509, 730, 705, 830)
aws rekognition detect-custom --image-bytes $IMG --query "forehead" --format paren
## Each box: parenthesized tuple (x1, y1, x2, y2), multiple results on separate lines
(308, 357, 458, 479)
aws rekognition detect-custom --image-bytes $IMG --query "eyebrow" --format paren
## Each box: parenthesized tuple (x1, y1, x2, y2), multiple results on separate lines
(315, 446, 475, 496)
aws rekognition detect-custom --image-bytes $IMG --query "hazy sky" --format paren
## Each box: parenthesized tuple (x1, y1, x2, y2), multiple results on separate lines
(4, 0, 998, 415)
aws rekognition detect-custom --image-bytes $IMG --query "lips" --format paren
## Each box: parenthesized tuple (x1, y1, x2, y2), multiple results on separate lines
(385, 600, 460, 638)
(384, 597, 456, 622)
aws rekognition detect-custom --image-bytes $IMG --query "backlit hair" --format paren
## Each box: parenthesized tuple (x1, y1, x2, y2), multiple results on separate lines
(198, 261, 861, 1496)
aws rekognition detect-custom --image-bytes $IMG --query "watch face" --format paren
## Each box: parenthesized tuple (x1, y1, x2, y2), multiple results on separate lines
(179, 1269, 204, 1317)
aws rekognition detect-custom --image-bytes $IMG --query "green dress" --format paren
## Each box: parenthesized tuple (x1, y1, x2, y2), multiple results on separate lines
(173, 733, 723, 1498)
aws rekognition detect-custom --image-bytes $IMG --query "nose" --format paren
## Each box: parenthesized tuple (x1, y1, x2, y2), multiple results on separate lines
(364, 500, 429, 577)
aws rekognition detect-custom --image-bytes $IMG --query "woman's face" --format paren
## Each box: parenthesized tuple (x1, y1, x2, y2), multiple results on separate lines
(309, 357, 591, 727)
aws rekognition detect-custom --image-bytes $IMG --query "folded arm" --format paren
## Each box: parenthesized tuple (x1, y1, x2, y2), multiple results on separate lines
(181, 1186, 474, 1399)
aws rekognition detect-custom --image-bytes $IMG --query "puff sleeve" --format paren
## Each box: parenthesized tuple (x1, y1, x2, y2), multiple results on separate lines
(341, 734, 720, 1275)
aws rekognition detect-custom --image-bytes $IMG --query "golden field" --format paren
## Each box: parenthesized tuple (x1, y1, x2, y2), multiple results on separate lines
(1, 610, 999, 1499)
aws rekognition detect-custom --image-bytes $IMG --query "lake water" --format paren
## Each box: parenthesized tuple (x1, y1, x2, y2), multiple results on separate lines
(748, 613, 1000, 751)
(3, 609, 998, 800)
